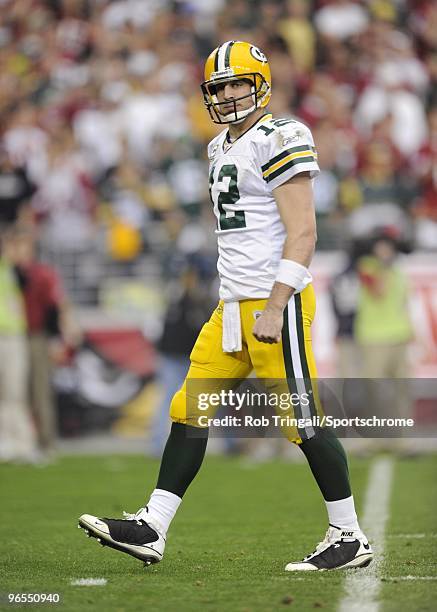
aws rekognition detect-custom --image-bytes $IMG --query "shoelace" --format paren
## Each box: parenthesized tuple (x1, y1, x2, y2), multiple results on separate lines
(303, 528, 334, 560)
(122, 508, 145, 521)
(122, 508, 166, 540)
(302, 528, 362, 561)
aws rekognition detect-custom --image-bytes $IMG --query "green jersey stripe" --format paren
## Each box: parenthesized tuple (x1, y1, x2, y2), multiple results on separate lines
(261, 145, 317, 172)
(282, 305, 295, 380)
(265, 156, 317, 183)
(294, 293, 317, 420)
(282, 306, 302, 426)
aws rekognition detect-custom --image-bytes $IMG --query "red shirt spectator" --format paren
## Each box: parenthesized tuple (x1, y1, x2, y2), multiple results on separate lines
(20, 262, 64, 334)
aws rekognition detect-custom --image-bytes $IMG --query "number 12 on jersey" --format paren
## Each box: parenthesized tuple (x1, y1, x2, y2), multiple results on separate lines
(209, 164, 247, 231)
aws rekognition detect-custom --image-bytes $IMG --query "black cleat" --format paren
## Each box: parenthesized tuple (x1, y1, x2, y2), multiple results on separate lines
(78, 508, 166, 565)
(285, 525, 373, 571)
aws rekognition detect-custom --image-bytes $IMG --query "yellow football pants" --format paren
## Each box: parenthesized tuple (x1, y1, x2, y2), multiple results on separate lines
(169, 284, 322, 443)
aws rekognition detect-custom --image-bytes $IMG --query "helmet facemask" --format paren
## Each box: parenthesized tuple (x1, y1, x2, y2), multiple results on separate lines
(201, 73, 270, 124)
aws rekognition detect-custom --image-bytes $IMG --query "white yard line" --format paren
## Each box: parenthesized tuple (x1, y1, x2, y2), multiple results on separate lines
(387, 534, 437, 539)
(338, 457, 394, 612)
(70, 578, 107, 586)
(383, 576, 437, 581)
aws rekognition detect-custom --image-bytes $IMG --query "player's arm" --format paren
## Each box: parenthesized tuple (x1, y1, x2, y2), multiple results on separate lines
(253, 172, 316, 343)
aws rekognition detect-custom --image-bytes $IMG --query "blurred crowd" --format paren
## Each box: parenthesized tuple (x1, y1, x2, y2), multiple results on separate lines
(0, 0, 435, 307)
(0, 0, 436, 459)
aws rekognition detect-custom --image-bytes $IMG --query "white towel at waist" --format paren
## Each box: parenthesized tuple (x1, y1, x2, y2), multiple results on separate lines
(222, 301, 242, 353)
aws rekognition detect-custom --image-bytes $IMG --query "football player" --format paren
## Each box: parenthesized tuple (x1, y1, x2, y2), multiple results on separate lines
(79, 41, 373, 572)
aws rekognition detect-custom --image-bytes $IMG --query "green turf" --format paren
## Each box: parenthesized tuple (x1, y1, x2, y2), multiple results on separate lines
(381, 456, 437, 612)
(0, 453, 435, 611)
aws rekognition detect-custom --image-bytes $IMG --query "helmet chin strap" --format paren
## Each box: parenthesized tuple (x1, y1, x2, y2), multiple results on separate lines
(224, 103, 257, 124)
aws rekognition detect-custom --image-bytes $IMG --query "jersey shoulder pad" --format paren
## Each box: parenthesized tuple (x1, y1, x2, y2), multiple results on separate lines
(257, 117, 319, 188)
(257, 116, 315, 148)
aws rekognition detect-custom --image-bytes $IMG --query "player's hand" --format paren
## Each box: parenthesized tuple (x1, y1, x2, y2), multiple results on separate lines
(252, 308, 283, 344)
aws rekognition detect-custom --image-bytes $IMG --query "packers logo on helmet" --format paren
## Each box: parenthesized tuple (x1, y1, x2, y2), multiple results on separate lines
(201, 40, 272, 124)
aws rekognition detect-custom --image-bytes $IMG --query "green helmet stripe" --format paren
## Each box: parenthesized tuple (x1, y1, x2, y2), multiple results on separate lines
(224, 41, 235, 68)
(214, 46, 220, 71)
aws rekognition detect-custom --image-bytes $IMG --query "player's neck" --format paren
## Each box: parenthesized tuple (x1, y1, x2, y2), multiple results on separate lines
(227, 109, 267, 142)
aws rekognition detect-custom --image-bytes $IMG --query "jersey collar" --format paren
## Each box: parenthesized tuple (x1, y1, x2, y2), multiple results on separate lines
(222, 113, 272, 152)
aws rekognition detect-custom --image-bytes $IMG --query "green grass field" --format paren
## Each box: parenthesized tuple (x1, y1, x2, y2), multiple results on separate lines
(1, 453, 436, 612)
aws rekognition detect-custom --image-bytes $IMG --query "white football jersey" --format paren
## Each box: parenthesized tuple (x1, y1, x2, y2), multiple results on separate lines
(207, 114, 320, 301)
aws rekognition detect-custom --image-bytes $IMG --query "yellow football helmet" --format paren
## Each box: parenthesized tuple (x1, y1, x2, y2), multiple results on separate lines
(201, 40, 272, 124)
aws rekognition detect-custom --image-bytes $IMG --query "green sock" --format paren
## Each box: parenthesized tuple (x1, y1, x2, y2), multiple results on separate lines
(156, 423, 208, 498)
(299, 427, 351, 502)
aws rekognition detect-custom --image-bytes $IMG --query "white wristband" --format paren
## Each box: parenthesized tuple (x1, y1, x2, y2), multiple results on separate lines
(275, 259, 312, 292)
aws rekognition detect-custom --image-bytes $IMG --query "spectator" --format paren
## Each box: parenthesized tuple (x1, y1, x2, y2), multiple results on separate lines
(3, 103, 48, 184)
(354, 45, 428, 157)
(10, 228, 76, 456)
(0, 148, 35, 227)
(149, 257, 212, 456)
(347, 142, 413, 241)
(314, 0, 369, 41)
(330, 243, 362, 378)
(355, 233, 412, 375)
(411, 105, 437, 249)
(0, 227, 38, 463)
(31, 126, 96, 252)
(278, 0, 316, 74)
(354, 233, 413, 438)
(102, 174, 149, 276)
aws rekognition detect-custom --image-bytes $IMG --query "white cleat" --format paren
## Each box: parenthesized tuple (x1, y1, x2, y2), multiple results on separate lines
(78, 508, 166, 565)
(285, 525, 373, 571)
